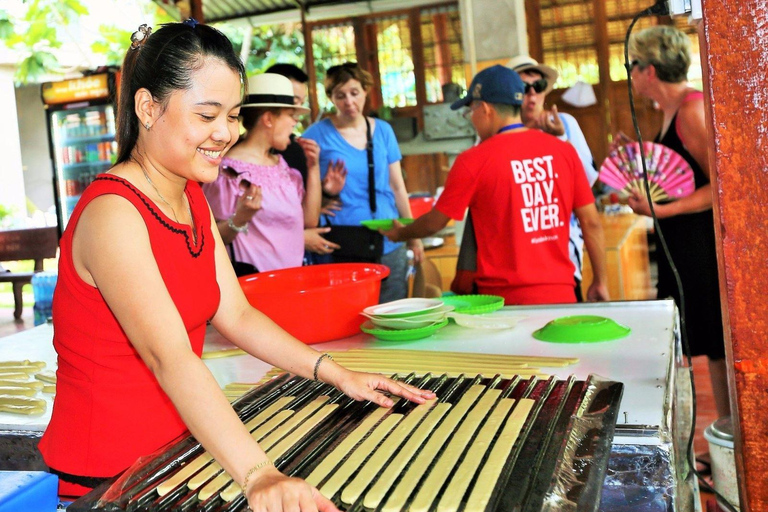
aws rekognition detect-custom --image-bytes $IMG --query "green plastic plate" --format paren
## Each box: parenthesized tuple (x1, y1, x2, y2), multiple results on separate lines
(360, 318, 449, 341)
(440, 295, 504, 315)
(532, 315, 631, 343)
(360, 218, 415, 231)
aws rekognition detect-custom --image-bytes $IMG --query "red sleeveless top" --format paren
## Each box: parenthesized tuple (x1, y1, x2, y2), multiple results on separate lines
(39, 175, 221, 485)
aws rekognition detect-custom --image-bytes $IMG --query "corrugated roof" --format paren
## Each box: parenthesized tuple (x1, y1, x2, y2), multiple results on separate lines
(156, 0, 381, 24)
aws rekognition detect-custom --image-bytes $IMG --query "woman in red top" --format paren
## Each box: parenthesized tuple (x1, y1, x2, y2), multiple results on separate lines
(38, 20, 433, 510)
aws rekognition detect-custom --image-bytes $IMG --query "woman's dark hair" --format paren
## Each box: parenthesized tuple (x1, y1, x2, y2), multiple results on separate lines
(265, 63, 308, 84)
(116, 22, 246, 164)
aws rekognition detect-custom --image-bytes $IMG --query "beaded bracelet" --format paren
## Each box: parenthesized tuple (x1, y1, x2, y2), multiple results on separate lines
(241, 459, 273, 494)
(227, 215, 249, 234)
(313, 353, 333, 381)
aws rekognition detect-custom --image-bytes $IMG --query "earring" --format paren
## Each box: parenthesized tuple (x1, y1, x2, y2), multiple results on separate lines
(145, 122, 151, 131)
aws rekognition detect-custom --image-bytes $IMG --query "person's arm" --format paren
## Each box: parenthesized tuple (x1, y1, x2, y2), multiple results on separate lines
(382, 208, 450, 242)
(573, 203, 609, 301)
(561, 115, 598, 186)
(74, 195, 281, 505)
(215, 183, 262, 244)
(628, 100, 713, 218)
(388, 160, 425, 263)
(296, 138, 321, 228)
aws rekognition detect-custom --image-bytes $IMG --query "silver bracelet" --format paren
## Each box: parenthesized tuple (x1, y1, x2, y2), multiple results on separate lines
(313, 353, 333, 381)
(227, 215, 248, 234)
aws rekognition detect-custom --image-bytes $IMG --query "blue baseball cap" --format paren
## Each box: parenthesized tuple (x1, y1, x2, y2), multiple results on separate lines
(450, 65, 525, 110)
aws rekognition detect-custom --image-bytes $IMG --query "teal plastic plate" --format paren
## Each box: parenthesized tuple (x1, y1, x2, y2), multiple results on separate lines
(440, 295, 504, 315)
(360, 318, 449, 341)
(360, 218, 415, 231)
(532, 315, 631, 343)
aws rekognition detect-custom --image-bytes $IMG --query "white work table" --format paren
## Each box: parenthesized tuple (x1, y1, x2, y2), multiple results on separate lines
(0, 300, 678, 444)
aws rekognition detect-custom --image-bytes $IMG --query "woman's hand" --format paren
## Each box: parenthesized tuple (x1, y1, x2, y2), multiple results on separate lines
(304, 227, 340, 255)
(232, 184, 263, 225)
(608, 131, 633, 154)
(330, 368, 437, 408)
(628, 190, 672, 219)
(297, 138, 321, 172)
(246, 466, 338, 512)
(322, 160, 347, 197)
(535, 105, 565, 137)
(320, 199, 343, 217)
(408, 238, 425, 264)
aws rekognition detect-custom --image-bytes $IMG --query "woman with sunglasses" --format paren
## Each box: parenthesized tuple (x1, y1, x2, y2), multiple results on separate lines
(302, 62, 423, 302)
(203, 73, 326, 275)
(507, 55, 598, 301)
(627, 26, 729, 419)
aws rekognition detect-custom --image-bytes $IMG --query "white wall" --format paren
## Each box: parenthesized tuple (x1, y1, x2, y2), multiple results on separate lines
(0, 65, 26, 223)
(15, 83, 55, 216)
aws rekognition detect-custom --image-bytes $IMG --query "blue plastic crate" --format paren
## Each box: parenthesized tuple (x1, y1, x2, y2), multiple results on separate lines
(0, 471, 58, 512)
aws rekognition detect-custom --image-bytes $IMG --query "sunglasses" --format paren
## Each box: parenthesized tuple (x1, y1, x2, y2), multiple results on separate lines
(626, 59, 646, 72)
(524, 78, 548, 94)
(326, 62, 360, 76)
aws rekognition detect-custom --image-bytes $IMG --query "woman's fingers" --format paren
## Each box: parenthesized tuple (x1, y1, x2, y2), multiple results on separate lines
(313, 487, 340, 512)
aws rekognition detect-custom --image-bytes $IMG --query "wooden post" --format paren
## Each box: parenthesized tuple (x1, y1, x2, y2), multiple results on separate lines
(189, 0, 204, 23)
(299, 5, 319, 121)
(524, 0, 542, 61)
(699, 0, 768, 509)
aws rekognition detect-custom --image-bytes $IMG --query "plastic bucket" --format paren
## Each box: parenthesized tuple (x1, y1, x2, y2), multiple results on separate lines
(238, 263, 390, 344)
(408, 196, 434, 218)
(703, 417, 740, 510)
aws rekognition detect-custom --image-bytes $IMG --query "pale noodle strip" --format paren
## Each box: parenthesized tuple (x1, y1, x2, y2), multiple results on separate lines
(363, 403, 451, 509)
(409, 389, 502, 512)
(436, 398, 515, 512)
(305, 406, 390, 487)
(464, 398, 535, 512)
(259, 396, 329, 451)
(319, 413, 403, 500)
(341, 399, 436, 505)
(330, 349, 578, 366)
(157, 397, 296, 496)
(380, 385, 485, 512)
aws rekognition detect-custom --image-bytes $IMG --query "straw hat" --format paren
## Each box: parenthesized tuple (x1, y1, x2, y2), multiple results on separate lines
(505, 55, 559, 94)
(242, 73, 310, 114)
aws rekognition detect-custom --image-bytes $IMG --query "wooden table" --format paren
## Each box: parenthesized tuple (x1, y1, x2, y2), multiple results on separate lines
(581, 213, 653, 300)
(423, 234, 459, 291)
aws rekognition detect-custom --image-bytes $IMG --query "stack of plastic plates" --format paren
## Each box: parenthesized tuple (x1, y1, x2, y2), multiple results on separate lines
(441, 294, 505, 315)
(360, 298, 452, 341)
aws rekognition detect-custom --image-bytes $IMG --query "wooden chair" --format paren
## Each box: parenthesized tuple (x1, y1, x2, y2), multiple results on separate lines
(411, 258, 443, 298)
(0, 227, 59, 320)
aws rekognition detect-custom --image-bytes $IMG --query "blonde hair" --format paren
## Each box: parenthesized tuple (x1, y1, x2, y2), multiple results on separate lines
(629, 25, 691, 83)
(324, 62, 374, 98)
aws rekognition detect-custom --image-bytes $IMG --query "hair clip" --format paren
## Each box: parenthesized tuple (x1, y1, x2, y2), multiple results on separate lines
(130, 24, 152, 50)
(183, 18, 199, 28)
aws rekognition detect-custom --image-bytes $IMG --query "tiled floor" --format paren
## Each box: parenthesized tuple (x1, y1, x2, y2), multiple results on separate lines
(0, 305, 35, 339)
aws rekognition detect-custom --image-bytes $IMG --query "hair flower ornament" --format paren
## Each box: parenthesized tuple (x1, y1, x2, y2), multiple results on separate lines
(183, 18, 199, 28)
(130, 24, 152, 50)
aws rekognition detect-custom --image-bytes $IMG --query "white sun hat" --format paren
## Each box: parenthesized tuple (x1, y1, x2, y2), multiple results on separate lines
(242, 73, 310, 114)
(505, 55, 559, 94)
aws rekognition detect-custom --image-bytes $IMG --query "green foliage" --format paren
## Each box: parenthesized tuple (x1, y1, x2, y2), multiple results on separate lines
(91, 25, 132, 66)
(0, 10, 14, 40)
(0, 0, 90, 84)
(0, 0, 175, 84)
(0, 203, 18, 229)
(214, 22, 305, 77)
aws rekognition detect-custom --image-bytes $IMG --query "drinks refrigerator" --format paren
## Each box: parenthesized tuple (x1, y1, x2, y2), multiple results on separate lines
(41, 72, 119, 234)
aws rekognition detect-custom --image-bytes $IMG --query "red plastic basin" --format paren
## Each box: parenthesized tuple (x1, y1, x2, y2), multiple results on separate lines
(409, 196, 434, 218)
(238, 263, 390, 344)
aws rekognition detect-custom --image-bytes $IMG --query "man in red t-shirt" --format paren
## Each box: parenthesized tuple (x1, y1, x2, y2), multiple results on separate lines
(383, 65, 608, 304)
